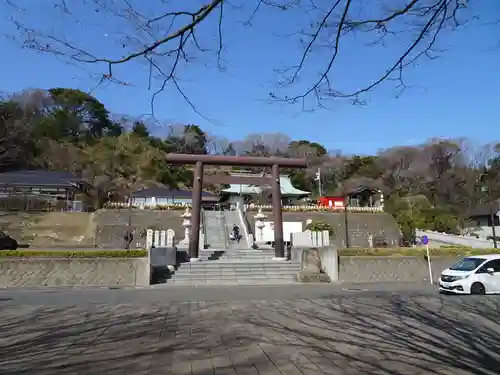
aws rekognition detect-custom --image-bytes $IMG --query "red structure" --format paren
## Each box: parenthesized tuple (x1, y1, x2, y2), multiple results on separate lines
(318, 196, 345, 208)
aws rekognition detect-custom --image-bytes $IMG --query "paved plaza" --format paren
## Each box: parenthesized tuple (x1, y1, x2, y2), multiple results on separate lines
(0, 284, 499, 374)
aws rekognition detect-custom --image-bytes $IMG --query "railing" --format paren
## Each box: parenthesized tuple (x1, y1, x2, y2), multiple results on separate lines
(236, 206, 252, 248)
(201, 208, 208, 248)
(104, 202, 385, 213)
(0, 196, 90, 212)
(416, 229, 496, 248)
(220, 209, 229, 249)
(244, 204, 384, 213)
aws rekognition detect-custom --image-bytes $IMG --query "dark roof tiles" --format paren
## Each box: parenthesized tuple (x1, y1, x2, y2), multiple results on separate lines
(0, 170, 87, 187)
(132, 187, 217, 198)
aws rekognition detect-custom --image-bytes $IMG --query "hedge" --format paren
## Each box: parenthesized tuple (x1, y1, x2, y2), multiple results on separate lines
(339, 247, 500, 256)
(0, 247, 498, 258)
(0, 250, 148, 258)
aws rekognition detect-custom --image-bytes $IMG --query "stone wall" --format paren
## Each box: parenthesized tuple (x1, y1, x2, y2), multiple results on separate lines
(339, 256, 460, 283)
(94, 210, 185, 248)
(246, 211, 401, 247)
(0, 257, 150, 287)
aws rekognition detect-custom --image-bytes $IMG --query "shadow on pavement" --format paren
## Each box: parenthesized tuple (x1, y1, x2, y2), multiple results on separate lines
(0, 294, 498, 374)
(241, 294, 500, 374)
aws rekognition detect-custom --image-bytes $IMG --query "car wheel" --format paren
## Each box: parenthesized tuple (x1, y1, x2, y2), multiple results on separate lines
(470, 282, 486, 295)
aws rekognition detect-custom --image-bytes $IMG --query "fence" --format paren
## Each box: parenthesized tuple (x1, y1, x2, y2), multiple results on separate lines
(0, 196, 89, 212)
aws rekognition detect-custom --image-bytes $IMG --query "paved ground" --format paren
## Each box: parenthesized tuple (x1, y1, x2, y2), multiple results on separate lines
(0, 283, 499, 374)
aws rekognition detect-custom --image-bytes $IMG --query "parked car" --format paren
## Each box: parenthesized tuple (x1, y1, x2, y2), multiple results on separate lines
(439, 254, 500, 295)
(0, 231, 18, 250)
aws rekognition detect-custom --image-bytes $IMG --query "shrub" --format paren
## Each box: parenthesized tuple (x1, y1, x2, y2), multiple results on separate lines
(0, 250, 148, 258)
(305, 220, 334, 234)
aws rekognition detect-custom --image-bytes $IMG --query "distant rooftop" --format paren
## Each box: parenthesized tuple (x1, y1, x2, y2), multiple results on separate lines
(330, 185, 380, 197)
(132, 187, 219, 200)
(222, 173, 310, 196)
(468, 200, 500, 218)
(0, 170, 87, 188)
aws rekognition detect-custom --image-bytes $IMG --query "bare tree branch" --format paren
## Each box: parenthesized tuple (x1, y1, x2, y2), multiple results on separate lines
(1, 0, 488, 113)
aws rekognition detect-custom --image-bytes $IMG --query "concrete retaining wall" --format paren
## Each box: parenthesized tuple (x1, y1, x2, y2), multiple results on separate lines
(94, 210, 185, 248)
(294, 247, 461, 283)
(0, 258, 150, 288)
(339, 256, 460, 283)
(247, 212, 401, 248)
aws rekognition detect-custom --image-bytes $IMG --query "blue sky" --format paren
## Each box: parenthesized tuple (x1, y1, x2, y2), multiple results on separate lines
(0, 0, 499, 155)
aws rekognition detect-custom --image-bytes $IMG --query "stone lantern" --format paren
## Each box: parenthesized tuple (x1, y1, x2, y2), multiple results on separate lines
(378, 189, 384, 210)
(179, 207, 192, 246)
(254, 208, 267, 243)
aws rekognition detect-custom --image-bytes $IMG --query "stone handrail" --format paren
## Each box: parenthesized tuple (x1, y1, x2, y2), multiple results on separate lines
(236, 206, 252, 248)
(201, 208, 208, 248)
(220, 209, 229, 250)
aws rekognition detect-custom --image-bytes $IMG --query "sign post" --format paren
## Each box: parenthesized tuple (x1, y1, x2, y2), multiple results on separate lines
(421, 235, 433, 284)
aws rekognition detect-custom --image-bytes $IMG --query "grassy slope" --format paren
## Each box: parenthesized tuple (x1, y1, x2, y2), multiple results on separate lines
(0, 212, 96, 246)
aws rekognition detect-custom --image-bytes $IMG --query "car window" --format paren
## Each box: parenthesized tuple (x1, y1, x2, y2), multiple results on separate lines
(477, 259, 500, 273)
(0, 231, 6, 238)
(450, 257, 486, 271)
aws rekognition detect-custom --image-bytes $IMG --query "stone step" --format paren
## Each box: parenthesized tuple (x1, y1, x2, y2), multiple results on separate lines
(171, 279, 297, 285)
(172, 270, 299, 278)
(169, 279, 297, 286)
(216, 257, 277, 261)
(180, 260, 299, 265)
(174, 270, 300, 276)
(206, 254, 277, 258)
(200, 251, 278, 256)
(214, 251, 276, 257)
(201, 249, 275, 252)
(176, 265, 301, 271)
(171, 273, 298, 280)
(199, 255, 279, 260)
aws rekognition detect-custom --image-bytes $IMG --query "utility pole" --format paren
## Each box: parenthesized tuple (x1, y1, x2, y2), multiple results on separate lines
(315, 168, 322, 197)
(344, 195, 350, 248)
(486, 185, 498, 249)
(481, 168, 497, 249)
(124, 176, 137, 250)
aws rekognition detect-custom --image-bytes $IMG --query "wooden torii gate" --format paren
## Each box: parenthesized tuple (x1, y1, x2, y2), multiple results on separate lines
(165, 154, 308, 261)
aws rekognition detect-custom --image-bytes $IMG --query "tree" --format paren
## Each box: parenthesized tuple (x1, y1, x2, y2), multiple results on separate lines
(166, 124, 208, 155)
(3, 86, 500, 234)
(2, 0, 487, 112)
(82, 133, 168, 208)
(386, 195, 431, 245)
(0, 101, 36, 171)
(24, 88, 117, 144)
(131, 121, 150, 138)
(288, 140, 327, 158)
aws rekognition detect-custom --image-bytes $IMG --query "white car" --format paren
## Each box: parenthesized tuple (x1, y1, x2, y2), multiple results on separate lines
(439, 254, 500, 295)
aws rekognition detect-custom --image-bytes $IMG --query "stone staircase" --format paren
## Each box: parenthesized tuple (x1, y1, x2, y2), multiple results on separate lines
(223, 210, 246, 249)
(166, 260, 301, 285)
(202, 210, 228, 249)
(199, 248, 277, 261)
(158, 209, 301, 286)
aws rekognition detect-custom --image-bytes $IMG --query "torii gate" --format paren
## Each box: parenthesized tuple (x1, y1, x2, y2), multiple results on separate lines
(165, 154, 308, 261)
